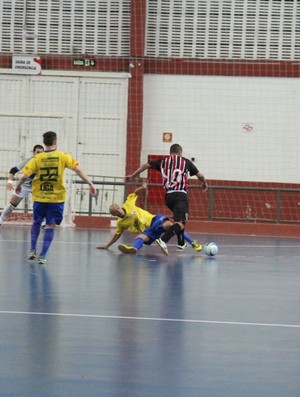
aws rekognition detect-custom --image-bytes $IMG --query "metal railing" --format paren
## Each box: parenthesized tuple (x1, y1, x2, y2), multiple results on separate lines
(75, 179, 300, 224)
(1, 176, 300, 224)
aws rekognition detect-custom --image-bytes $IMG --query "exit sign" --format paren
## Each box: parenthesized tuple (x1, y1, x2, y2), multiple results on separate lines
(73, 59, 96, 67)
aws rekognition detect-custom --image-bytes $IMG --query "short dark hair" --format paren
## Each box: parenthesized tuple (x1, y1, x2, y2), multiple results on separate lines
(43, 131, 57, 146)
(170, 144, 182, 154)
(32, 144, 44, 152)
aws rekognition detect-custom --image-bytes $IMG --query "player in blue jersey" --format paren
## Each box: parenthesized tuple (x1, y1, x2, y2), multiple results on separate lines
(126, 144, 208, 255)
(0, 144, 44, 225)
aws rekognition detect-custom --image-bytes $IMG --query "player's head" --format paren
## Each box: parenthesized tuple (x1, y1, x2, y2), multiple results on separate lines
(43, 131, 57, 147)
(32, 144, 44, 155)
(170, 144, 182, 156)
(109, 204, 125, 218)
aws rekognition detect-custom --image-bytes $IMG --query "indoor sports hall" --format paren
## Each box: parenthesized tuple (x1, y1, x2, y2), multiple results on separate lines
(0, 1, 300, 396)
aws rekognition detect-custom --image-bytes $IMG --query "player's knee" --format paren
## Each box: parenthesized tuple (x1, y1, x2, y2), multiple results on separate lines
(170, 223, 182, 235)
(163, 220, 172, 230)
(173, 220, 185, 229)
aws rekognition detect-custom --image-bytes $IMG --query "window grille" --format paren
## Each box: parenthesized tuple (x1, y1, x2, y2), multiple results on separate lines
(0, 0, 131, 56)
(146, 0, 300, 60)
(1, 0, 299, 60)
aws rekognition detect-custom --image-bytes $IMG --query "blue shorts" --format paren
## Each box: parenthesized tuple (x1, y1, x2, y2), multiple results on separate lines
(142, 214, 169, 245)
(33, 202, 65, 226)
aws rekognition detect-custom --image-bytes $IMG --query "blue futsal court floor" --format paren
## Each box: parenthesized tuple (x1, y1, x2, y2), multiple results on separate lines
(0, 225, 299, 397)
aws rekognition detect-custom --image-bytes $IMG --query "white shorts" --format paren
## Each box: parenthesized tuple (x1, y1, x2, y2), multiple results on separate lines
(13, 184, 32, 199)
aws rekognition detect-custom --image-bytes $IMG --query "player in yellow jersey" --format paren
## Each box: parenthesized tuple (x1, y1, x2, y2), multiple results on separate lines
(15, 131, 96, 264)
(96, 185, 202, 254)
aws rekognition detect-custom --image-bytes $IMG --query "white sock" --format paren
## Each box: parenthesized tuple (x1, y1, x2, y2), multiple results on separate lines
(0, 203, 16, 223)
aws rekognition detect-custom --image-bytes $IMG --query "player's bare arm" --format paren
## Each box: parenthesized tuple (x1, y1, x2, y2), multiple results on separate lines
(96, 232, 122, 249)
(133, 183, 147, 195)
(125, 163, 150, 181)
(73, 165, 97, 196)
(6, 170, 16, 190)
(15, 173, 29, 194)
(196, 172, 208, 192)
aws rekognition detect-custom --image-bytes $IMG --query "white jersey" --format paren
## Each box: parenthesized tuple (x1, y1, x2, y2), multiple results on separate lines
(16, 157, 34, 189)
(13, 157, 34, 199)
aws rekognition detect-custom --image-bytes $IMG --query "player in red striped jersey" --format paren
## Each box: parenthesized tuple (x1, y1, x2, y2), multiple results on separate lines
(126, 144, 208, 255)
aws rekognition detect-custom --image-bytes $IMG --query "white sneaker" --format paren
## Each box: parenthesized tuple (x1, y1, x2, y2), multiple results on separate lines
(176, 243, 188, 251)
(155, 238, 169, 256)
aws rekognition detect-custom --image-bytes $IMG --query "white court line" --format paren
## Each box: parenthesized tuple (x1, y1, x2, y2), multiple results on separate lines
(0, 310, 299, 329)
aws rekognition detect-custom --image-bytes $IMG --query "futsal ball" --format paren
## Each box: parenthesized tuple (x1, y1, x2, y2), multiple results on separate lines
(204, 242, 218, 256)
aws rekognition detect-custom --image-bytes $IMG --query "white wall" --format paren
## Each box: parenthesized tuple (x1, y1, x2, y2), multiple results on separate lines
(0, 71, 129, 214)
(142, 75, 300, 184)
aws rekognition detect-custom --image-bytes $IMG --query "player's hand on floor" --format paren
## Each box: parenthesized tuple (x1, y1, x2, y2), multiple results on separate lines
(96, 245, 108, 250)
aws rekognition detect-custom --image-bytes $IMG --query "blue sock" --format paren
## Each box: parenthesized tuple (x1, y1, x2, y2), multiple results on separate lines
(31, 222, 41, 251)
(40, 228, 55, 258)
(183, 231, 193, 245)
(133, 237, 144, 250)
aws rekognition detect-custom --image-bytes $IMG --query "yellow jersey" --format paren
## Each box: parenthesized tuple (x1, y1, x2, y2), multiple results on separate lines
(116, 193, 154, 235)
(22, 150, 78, 203)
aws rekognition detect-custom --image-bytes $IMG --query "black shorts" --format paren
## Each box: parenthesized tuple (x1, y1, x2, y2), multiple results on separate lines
(165, 192, 189, 224)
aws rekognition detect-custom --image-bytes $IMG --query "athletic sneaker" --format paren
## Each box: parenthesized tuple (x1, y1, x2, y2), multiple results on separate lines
(155, 238, 169, 256)
(176, 243, 188, 251)
(38, 256, 47, 265)
(27, 250, 36, 260)
(191, 241, 203, 252)
(118, 244, 137, 254)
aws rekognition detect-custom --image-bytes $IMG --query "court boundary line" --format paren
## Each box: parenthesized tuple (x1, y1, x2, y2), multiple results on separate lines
(0, 310, 299, 329)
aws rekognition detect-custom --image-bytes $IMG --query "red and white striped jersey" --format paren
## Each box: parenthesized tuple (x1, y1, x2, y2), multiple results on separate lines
(149, 155, 199, 193)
